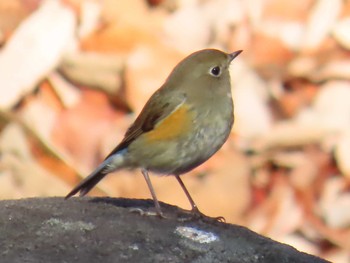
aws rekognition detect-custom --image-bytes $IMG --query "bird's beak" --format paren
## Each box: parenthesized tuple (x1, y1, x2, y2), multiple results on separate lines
(228, 50, 243, 62)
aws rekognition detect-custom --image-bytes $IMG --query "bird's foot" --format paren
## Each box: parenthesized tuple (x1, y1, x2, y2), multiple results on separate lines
(129, 208, 167, 219)
(178, 207, 225, 223)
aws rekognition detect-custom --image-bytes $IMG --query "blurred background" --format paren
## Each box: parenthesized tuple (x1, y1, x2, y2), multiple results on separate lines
(0, 0, 349, 261)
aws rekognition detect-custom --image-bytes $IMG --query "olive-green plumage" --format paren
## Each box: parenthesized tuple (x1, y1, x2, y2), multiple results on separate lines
(66, 49, 242, 218)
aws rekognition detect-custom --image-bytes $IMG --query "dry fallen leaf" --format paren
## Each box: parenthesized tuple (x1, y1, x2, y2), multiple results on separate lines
(302, 0, 342, 51)
(0, 0, 76, 109)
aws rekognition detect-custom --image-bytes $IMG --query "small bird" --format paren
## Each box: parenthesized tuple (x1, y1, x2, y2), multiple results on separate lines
(66, 49, 242, 219)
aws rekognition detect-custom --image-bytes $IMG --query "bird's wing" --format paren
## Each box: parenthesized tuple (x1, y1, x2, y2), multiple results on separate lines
(105, 88, 186, 159)
(66, 89, 186, 199)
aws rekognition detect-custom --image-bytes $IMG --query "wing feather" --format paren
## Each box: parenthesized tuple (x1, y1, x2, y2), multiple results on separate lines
(105, 88, 186, 159)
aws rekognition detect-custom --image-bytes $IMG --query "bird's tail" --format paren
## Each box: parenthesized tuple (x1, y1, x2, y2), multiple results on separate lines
(65, 153, 125, 199)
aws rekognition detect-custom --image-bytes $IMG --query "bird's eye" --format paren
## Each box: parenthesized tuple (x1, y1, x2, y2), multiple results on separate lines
(210, 66, 221, 77)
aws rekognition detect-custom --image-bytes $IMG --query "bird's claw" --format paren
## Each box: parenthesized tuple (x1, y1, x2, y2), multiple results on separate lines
(129, 208, 167, 219)
(177, 208, 225, 223)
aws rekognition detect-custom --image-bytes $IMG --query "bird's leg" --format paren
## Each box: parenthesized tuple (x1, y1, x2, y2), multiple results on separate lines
(175, 175, 225, 222)
(175, 175, 200, 214)
(137, 168, 165, 218)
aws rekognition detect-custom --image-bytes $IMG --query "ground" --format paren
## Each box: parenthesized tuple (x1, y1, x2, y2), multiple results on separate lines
(0, 197, 329, 263)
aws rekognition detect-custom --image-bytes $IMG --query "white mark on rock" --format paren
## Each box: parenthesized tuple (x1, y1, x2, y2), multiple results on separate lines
(128, 244, 139, 251)
(175, 226, 219, 244)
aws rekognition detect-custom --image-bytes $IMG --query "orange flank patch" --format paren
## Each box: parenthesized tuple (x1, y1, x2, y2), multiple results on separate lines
(144, 104, 193, 141)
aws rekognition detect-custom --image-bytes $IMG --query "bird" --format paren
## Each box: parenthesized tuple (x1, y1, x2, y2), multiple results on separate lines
(65, 48, 242, 219)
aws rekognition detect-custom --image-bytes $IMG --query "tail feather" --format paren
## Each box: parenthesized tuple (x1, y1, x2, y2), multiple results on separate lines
(65, 153, 125, 199)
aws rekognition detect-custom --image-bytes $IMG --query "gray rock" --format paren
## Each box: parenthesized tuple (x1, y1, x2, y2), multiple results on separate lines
(0, 197, 330, 263)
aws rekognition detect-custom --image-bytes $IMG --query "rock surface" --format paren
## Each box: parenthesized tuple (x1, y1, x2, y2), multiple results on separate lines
(0, 197, 329, 263)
